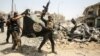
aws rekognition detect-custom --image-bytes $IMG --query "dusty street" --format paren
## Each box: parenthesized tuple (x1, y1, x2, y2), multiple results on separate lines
(0, 27, 100, 56)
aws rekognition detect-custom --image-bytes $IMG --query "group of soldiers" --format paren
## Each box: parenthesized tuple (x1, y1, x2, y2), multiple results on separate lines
(1, 0, 99, 54)
(0, 0, 56, 53)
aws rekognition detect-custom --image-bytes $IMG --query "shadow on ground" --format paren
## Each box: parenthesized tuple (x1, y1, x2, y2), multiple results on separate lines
(1, 45, 49, 56)
(0, 42, 12, 45)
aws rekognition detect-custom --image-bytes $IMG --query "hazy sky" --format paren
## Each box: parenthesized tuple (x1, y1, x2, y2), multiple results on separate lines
(0, 0, 100, 20)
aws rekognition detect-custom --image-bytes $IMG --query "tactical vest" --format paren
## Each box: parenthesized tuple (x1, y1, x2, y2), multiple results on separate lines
(10, 19, 20, 32)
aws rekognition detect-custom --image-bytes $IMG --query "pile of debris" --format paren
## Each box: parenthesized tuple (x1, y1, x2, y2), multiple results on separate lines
(54, 19, 100, 44)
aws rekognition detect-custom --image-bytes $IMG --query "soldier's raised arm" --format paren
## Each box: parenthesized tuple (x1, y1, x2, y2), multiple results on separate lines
(40, 0, 50, 23)
(43, 0, 50, 11)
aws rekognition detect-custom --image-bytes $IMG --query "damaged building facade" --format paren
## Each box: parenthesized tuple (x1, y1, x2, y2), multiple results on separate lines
(83, 2, 100, 29)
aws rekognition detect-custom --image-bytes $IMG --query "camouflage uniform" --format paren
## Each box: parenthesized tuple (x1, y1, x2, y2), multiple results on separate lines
(38, 16, 55, 53)
(7, 12, 21, 50)
(6, 14, 12, 43)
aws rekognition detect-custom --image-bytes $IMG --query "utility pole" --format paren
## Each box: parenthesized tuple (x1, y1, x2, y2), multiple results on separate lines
(11, 0, 14, 17)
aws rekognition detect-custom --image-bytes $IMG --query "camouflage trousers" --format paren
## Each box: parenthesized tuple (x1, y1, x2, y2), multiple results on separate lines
(38, 30, 55, 52)
(11, 31, 21, 50)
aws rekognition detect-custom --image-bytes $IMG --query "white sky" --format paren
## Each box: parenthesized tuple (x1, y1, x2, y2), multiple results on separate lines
(0, 0, 100, 20)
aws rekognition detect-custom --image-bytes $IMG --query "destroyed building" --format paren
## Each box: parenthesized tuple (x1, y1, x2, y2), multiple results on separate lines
(83, 2, 100, 29)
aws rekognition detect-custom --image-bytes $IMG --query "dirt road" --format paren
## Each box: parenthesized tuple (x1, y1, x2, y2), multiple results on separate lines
(0, 27, 100, 56)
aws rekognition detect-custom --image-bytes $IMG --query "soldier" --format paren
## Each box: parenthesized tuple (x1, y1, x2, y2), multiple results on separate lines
(38, 15, 56, 53)
(6, 14, 12, 43)
(38, 0, 56, 53)
(0, 16, 5, 32)
(8, 12, 21, 50)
